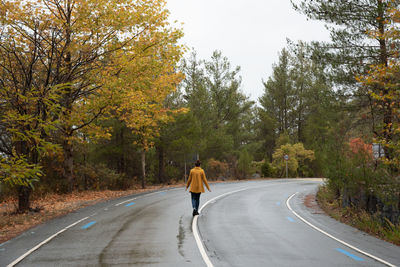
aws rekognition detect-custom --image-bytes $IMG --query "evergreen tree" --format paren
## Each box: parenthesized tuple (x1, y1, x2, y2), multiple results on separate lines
(259, 49, 294, 136)
(258, 49, 294, 160)
(292, 0, 400, 154)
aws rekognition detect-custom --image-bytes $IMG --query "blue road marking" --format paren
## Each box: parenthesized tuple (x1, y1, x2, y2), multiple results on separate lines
(287, 216, 295, 222)
(81, 221, 96, 229)
(336, 248, 364, 261)
(160, 192, 166, 195)
(125, 202, 136, 207)
(276, 202, 281, 206)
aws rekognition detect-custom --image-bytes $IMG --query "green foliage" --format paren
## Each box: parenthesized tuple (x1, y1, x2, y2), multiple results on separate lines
(324, 140, 396, 208)
(0, 83, 63, 191)
(259, 49, 293, 137)
(292, 0, 395, 84)
(0, 155, 42, 188)
(74, 163, 130, 191)
(237, 149, 253, 179)
(175, 49, 255, 178)
(261, 161, 274, 178)
(276, 132, 291, 147)
(257, 41, 338, 171)
(164, 165, 181, 183)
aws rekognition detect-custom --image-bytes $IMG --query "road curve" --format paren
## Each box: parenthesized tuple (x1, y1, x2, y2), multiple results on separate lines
(0, 179, 399, 266)
(198, 179, 400, 266)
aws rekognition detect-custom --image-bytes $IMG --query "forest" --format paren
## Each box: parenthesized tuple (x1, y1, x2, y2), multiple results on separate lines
(0, 0, 400, 227)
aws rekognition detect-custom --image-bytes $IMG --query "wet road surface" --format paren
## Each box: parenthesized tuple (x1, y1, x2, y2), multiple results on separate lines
(199, 180, 400, 266)
(1, 179, 399, 266)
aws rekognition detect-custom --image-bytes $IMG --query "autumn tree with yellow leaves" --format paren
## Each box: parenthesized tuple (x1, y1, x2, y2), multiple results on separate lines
(116, 48, 185, 188)
(272, 143, 315, 177)
(0, 0, 184, 211)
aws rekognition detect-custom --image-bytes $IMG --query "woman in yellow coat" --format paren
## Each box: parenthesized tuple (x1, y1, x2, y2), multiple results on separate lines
(185, 160, 211, 216)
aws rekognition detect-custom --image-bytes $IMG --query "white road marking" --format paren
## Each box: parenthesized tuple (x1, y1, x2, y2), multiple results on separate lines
(6, 187, 180, 266)
(6, 216, 89, 267)
(115, 197, 137, 206)
(286, 193, 396, 267)
(114, 189, 173, 207)
(193, 184, 288, 267)
(192, 216, 213, 267)
(193, 187, 252, 267)
(192, 182, 299, 267)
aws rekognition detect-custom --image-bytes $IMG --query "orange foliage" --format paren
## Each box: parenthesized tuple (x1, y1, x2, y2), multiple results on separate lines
(207, 158, 229, 179)
(349, 138, 372, 157)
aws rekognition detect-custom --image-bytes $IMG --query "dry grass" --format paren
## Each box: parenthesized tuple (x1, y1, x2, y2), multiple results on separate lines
(316, 185, 400, 246)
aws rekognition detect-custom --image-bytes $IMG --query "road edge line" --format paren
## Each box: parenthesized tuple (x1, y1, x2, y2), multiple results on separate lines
(286, 192, 396, 267)
(7, 216, 89, 267)
(192, 215, 213, 267)
(193, 187, 258, 267)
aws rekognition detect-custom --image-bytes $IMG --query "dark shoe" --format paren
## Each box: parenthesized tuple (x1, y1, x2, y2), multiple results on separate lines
(194, 210, 199, 216)
(192, 209, 196, 216)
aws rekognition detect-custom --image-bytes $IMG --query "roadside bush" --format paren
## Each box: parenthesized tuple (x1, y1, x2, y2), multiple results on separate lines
(261, 161, 274, 177)
(298, 164, 314, 178)
(325, 137, 400, 224)
(164, 164, 181, 183)
(75, 163, 131, 191)
(251, 161, 263, 176)
(207, 158, 229, 180)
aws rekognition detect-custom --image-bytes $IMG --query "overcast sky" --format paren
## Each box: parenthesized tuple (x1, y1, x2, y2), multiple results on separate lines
(166, 0, 332, 102)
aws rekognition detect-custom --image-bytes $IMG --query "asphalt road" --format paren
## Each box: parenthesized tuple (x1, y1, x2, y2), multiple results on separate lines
(1, 179, 399, 266)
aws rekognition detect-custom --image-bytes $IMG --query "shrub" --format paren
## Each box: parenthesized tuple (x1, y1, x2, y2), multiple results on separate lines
(164, 165, 181, 183)
(75, 163, 131, 190)
(207, 158, 229, 180)
(261, 161, 274, 177)
(272, 142, 314, 177)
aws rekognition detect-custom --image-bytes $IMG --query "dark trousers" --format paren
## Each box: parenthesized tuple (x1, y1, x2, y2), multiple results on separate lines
(191, 192, 201, 211)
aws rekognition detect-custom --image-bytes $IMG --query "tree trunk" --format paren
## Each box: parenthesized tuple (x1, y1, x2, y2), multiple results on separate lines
(141, 149, 146, 189)
(116, 127, 126, 173)
(61, 2, 75, 191)
(184, 155, 187, 183)
(377, 0, 393, 160)
(157, 145, 165, 184)
(14, 140, 33, 212)
(18, 185, 32, 213)
(63, 138, 74, 191)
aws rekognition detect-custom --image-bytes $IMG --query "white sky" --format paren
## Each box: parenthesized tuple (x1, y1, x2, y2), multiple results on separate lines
(166, 0, 331, 102)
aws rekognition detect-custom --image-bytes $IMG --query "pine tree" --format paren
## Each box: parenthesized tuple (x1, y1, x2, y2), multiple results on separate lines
(292, 0, 400, 156)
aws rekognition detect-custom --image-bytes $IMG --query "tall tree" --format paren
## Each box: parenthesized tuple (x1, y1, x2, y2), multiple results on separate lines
(258, 42, 337, 168)
(289, 41, 313, 143)
(0, 0, 184, 208)
(0, 5, 65, 211)
(359, 4, 400, 168)
(205, 51, 253, 135)
(118, 50, 185, 188)
(292, 0, 400, 157)
(259, 49, 293, 144)
(179, 50, 253, 163)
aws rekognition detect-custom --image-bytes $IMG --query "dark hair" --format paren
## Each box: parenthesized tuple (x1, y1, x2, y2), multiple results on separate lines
(195, 160, 201, 167)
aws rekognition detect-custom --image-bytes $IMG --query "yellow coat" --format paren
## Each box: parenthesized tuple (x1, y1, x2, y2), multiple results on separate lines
(186, 167, 210, 193)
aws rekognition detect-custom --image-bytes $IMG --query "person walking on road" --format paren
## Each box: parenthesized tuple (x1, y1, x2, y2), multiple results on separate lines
(186, 160, 211, 216)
